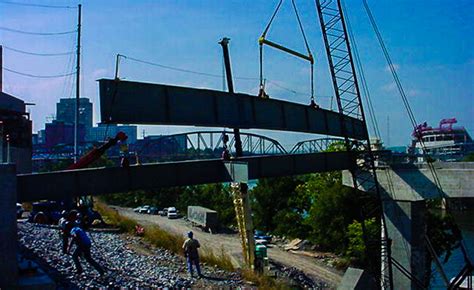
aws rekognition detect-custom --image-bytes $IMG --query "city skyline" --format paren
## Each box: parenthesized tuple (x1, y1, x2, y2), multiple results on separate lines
(1, 0, 473, 147)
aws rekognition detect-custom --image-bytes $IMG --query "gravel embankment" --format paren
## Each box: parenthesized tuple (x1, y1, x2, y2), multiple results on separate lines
(18, 221, 245, 288)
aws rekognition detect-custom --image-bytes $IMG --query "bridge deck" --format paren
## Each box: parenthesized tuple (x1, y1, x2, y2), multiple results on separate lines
(18, 151, 352, 202)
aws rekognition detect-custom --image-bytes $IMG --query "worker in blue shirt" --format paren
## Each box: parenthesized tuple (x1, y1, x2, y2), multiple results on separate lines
(68, 226, 105, 276)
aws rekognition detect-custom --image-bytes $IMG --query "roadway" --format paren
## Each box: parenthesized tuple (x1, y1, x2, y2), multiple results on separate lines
(113, 206, 344, 288)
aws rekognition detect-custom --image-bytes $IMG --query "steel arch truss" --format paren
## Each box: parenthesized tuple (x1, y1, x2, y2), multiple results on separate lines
(132, 131, 287, 162)
(290, 137, 345, 154)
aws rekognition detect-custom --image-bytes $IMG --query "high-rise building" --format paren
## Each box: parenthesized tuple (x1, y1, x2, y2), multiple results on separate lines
(56, 98, 92, 129)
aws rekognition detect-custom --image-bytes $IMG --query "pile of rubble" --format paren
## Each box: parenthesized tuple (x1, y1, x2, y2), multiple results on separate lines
(18, 222, 244, 288)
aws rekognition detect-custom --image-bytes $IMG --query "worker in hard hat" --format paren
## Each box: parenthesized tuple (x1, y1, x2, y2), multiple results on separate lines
(182, 231, 202, 278)
(58, 210, 71, 254)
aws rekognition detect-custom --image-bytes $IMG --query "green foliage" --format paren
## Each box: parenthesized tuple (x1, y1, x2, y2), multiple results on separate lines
(251, 176, 310, 237)
(301, 172, 352, 251)
(426, 210, 462, 262)
(462, 153, 474, 162)
(86, 154, 116, 168)
(346, 218, 379, 265)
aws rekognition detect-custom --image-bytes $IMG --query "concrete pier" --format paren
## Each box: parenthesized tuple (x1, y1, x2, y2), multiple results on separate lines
(0, 164, 18, 289)
(384, 200, 426, 289)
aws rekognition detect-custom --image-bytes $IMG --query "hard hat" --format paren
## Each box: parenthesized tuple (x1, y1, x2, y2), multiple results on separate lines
(187, 231, 193, 238)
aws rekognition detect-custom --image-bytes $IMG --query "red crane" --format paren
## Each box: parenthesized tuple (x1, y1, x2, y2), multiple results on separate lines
(67, 131, 128, 170)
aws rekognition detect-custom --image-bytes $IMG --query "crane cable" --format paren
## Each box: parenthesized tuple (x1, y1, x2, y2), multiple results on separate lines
(363, 0, 473, 283)
(259, 0, 315, 105)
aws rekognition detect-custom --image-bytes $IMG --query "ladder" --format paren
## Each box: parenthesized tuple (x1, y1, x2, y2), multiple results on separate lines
(231, 182, 256, 269)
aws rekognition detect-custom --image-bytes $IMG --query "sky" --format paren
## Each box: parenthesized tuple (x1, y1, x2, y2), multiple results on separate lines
(1, 0, 473, 149)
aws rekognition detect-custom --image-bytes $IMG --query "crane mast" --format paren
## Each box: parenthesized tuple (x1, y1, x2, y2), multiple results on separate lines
(315, 0, 394, 288)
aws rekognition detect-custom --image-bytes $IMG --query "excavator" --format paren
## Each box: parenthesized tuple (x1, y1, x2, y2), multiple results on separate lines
(29, 132, 128, 224)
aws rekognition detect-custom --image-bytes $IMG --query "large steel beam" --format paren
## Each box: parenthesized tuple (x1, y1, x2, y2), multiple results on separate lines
(99, 79, 367, 140)
(17, 151, 352, 202)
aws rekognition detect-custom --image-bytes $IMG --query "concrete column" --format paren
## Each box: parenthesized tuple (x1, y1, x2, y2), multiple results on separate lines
(384, 200, 426, 290)
(0, 164, 18, 288)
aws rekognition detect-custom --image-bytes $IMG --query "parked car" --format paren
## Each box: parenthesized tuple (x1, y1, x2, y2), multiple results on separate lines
(134, 205, 151, 214)
(147, 207, 159, 215)
(159, 208, 168, 216)
(16, 203, 24, 219)
(167, 207, 178, 219)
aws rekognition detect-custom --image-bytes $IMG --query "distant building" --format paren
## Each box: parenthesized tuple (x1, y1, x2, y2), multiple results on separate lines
(86, 124, 137, 144)
(37, 129, 46, 144)
(45, 120, 85, 147)
(0, 91, 32, 173)
(56, 98, 93, 129)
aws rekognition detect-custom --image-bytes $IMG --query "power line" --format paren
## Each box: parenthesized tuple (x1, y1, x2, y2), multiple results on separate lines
(3, 67, 75, 78)
(2, 45, 74, 56)
(120, 54, 330, 98)
(0, 26, 76, 35)
(122, 55, 224, 79)
(0, 0, 75, 9)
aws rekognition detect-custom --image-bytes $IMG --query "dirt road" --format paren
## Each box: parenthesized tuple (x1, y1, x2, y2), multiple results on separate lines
(114, 206, 343, 287)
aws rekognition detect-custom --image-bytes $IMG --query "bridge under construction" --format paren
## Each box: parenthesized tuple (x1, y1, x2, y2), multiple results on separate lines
(1, 0, 473, 289)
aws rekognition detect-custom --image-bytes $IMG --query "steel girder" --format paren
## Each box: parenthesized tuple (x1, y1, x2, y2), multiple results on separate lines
(17, 151, 352, 202)
(99, 79, 367, 140)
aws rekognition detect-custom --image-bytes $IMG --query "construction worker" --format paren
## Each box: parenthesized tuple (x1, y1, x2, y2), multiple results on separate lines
(58, 210, 71, 254)
(68, 225, 105, 276)
(75, 212, 85, 229)
(182, 231, 202, 278)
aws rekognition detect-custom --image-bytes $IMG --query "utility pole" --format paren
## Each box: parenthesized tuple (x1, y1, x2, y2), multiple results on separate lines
(0, 45, 3, 93)
(0, 121, 3, 163)
(219, 37, 243, 157)
(74, 4, 82, 162)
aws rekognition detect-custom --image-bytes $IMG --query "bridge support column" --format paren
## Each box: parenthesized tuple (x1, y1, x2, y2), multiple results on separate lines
(383, 199, 427, 290)
(0, 163, 18, 288)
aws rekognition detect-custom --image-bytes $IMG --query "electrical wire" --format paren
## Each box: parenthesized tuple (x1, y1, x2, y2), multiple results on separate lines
(3, 67, 75, 78)
(119, 54, 327, 101)
(2, 45, 74, 56)
(0, 26, 76, 35)
(123, 55, 223, 79)
(0, 0, 76, 9)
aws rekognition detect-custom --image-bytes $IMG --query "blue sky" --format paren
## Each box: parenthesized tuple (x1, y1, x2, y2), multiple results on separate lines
(1, 0, 473, 148)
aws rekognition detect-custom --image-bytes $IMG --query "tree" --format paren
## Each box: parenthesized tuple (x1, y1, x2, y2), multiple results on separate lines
(177, 184, 236, 226)
(251, 176, 309, 237)
(346, 218, 379, 266)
